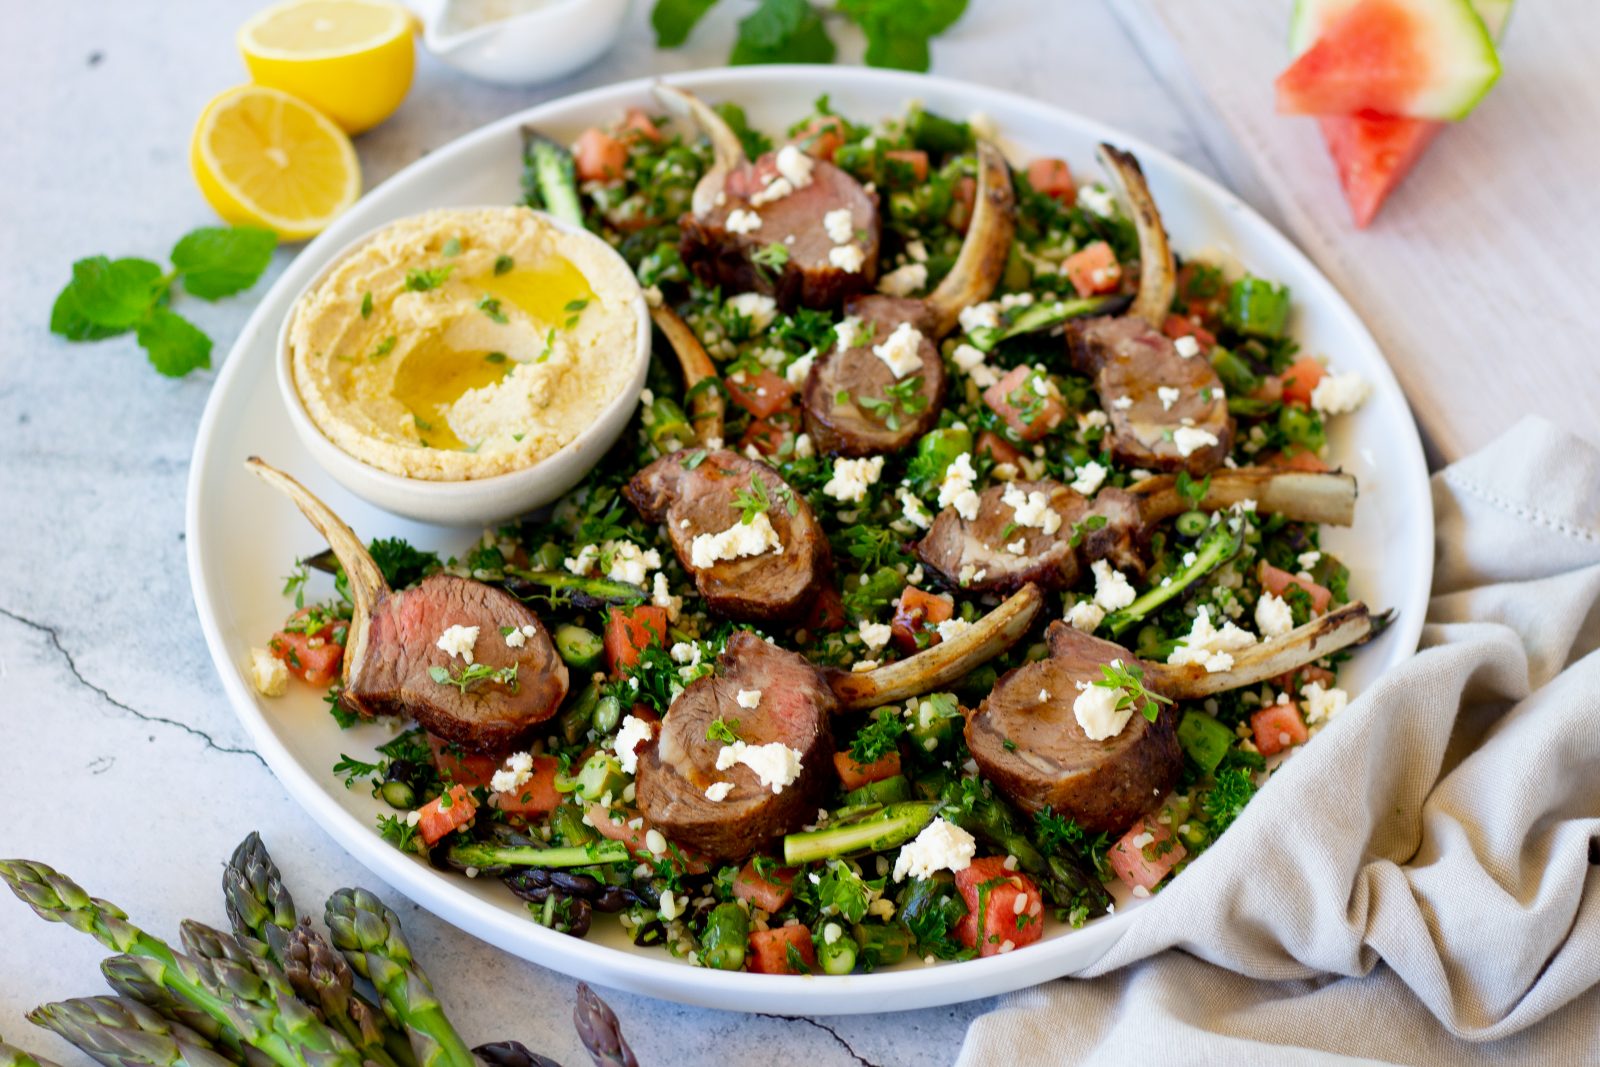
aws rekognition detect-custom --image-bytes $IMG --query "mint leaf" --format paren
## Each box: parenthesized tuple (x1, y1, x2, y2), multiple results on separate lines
(50, 282, 126, 341)
(136, 307, 212, 377)
(652, 0, 721, 46)
(171, 226, 277, 300)
(839, 0, 969, 71)
(730, 0, 835, 65)
(69, 256, 165, 329)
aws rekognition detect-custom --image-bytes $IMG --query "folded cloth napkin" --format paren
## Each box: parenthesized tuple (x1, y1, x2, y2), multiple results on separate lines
(958, 417, 1600, 1065)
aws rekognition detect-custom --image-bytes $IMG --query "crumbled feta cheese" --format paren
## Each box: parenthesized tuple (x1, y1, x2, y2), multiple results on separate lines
(936, 618, 972, 644)
(689, 512, 783, 569)
(1167, 606, 1258, 672)
(823, 455, 885, 504)
(504, 627, 527, 649)
(1037, 690, 1051, 704)
(605, 541, 663, 586)
(1302, 682, 1350, 725)
(1001, 483, 1063, 535)
(1173, 335, 1201, 359)
(1006, 538, 1027, 555)
(726, 292, 779, 332)
(1173, 426, 1221, 458)
(823, 207, 855, 244)
(1254, 592, 1294, 638)
(1074, 681, 1132, 740)
(1077, 184, 1117, 217)
(858, 620, 892, 651)
(1091, 560, 1136, 612)
(958, 302, 1000, 335)
(1157, 386, 1181, 411)
(725, 208, 762, 235)
(853, 659, 879, 672)
(1069, 460, 1108, 497)
(735, 688, 763, 709)
(613, 715, 654, 775)
(1111, 395, 1134, 411)
(652, 572, 682, 622)
(905, 239, 928, 262)
(1129, 831, 1155, 849)
(1298, 550, 1322, 572)
(704, 781, 734, 802)
(878, 263, 928, 297)
(952, 343, 987, 374)
(435, 625, 480, 664)
(1310, 371, 1370, 416)
(836, 315, 869, 349)
(715, 740, 805, 793)
(891, 817, 977, 881)
(829, 244, 866, 273)
(938, 453, 980, 521)
(490, 751, 534, 795)
(1067, 601, 1106, 633)
(1079, 409, 1109, 431)
(871, 321, 925, 378)
(774, 144, 815, 189)
(248, 648, 288, 697)
(784, 351, 815, 387)
(750, 176, 794, 207)
(899, 488, 933, 530)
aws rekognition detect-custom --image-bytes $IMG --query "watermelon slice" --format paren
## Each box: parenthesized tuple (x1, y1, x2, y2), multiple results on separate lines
(1290, 0, 1512, 55)
(1300, 0, 1509, 226)
(1277, 0, 1501, 120)
(1317, 112, 1444, 226)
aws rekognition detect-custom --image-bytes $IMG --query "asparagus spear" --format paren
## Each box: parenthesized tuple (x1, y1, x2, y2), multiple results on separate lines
(572, 985, 637, 1067)
(782, 803, 938, 865)
(0, 860, 361, 1067)
(27, 997, 233, 1067)
(221, 835, 414, 1067)
(99, 956, 267, 1067)
(471, 1043, 563, 1067)
(222, 833, 297, 966)
(1, 1037, 65, 1067)
(941, 786, 1111, 917)
(323, 889, 475, 1067)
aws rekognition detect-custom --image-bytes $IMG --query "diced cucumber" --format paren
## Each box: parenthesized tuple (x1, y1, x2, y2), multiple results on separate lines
(554, 623, 606, 671)
(1178, 710, 1235, 774)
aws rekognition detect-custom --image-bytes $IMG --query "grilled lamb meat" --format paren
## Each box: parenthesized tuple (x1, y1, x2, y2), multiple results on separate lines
(1066, 144, 1232, 476)
(969, 604, 1374, 832)
(638, 586, 1045, 859)
(801, 140, 1016, 455)
(803, 295, 944, 456)
(915, 480, 1090, 595)
(967, 623, 1182, 833)
(679, 154, 882, 310)
(636, 632, 837, 860)
(245, 460, 567, 753)
(348, 574, 567, 751)
(1068, 315, 1233, 476)
(624, 449, 829, 623)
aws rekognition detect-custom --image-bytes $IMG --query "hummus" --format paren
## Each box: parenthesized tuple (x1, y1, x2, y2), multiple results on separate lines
(288, 206, 642, 480)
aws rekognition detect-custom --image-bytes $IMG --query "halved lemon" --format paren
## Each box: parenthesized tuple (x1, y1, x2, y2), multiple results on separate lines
(238, 0, 416, 134)
(191, 85, 362, 242)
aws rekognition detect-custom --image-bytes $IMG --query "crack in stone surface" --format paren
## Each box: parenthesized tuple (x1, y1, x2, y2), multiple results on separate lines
(0, 605, 265, 767)
(757, 1015, 881, 1067)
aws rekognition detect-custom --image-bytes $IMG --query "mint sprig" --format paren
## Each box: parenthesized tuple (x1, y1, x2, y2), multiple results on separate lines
(48, 225, 277, 377)
(651, 0, 969, 72)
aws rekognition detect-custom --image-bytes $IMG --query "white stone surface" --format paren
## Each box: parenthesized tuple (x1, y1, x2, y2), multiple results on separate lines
(0, 2, 1218, 1063)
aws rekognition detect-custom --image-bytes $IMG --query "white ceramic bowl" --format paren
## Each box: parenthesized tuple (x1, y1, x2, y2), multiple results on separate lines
(276, 208, 650, 527)
(418, 0, 631, 86)
(189, 66, 1433, 1014)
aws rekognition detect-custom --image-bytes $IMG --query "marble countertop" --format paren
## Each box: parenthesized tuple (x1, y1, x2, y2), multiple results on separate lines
(0, 3, 1227, 1065)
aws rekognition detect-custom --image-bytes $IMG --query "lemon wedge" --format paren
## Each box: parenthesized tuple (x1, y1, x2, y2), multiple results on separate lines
(191, 85, 362, 242)
(238, 0, 416, 134)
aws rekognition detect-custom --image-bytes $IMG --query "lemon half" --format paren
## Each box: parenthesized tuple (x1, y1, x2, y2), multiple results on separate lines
(191, 85, 362, 242)
(239, 0, 416, 134)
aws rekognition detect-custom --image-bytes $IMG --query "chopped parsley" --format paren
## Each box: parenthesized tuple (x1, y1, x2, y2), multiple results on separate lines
(428, 662, 520, 694)
(404, 265, 454, 292)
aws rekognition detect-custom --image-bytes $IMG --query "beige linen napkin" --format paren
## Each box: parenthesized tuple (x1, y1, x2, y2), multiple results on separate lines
(958, 417, 1600, 1064)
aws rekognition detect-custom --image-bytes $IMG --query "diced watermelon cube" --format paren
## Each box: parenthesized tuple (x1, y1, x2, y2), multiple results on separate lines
(1108, 820, 1186, 892)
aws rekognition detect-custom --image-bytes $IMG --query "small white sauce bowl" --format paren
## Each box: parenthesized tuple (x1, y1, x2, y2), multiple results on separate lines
(276, 208, 649, 527)
(418, 0, 631, 86)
